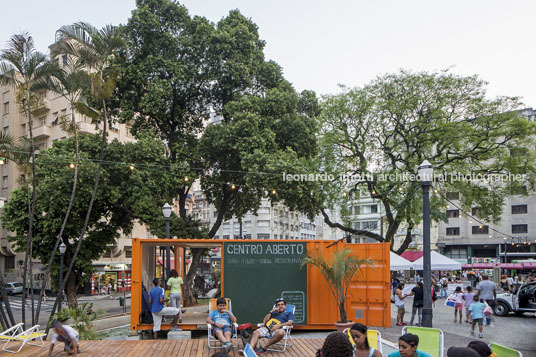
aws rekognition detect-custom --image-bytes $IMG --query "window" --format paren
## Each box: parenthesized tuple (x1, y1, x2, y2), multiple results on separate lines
(512, 224, 528, 234)
(52, 112, 59, 125)
(3, 102, 9, 115)
(4, 256, 15, 270)
(125, 249, 132, 258)
(223, 235, 230, 239)
(511, 205, 528, 214)
(511, 186, 528, 195)
(362, 221, 377, 230)
(472, 225, 489, 234)
(257, 220, 270, 227)
(257, 233, 270, 239)
(102, 250, 112, 258)
(362, 205, 378, 214)
(447, 209, 459, 218)
(2, 175, 8, 189)
(471, 207, 480, 216)
(446, 192, 459, 200)
(444, 247, 467, 260)
(39, 116, 46, 126)
(446, 227, 460, 236)
(21, 123, 26, 135)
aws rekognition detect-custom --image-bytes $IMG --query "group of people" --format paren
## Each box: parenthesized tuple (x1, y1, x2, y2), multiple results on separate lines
(317, 324, 497, 357)
(206, 296, 295, 354)
(148, 270, 185, 338)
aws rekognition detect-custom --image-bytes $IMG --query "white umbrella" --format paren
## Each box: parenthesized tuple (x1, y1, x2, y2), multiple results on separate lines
(390, 251, 415, 271)
(413, 251, 461, 271)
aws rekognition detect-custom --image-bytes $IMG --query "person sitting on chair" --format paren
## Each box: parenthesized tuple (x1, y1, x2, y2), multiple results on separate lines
(250, 297, 294, 354)
(207, 297, 237, 353)
(388, 333, 431, 357)
(47, 320, 80, 356)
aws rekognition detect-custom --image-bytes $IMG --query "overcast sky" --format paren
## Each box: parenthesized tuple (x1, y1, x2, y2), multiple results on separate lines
(2, 0, 535, 106)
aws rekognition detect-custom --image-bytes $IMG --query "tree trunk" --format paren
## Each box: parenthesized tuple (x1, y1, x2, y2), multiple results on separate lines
(34, 108, 79, 322)
(182, 248, 204, 306)
(66, 273, 78, 308)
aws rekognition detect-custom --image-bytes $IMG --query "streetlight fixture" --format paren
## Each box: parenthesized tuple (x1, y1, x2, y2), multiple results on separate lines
(162, 203, 172, 281)
(418, 160, 433, 328)
(58, 242, 67, 312)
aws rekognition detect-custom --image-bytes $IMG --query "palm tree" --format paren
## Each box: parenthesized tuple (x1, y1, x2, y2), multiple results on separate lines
(301, 248, 369, 323)
(32, 59, 88, 322)
(46, 22, 124, 328)
(0, 32, 58, 327)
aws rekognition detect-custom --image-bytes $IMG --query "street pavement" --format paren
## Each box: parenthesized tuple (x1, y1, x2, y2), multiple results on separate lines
(383, 288, 536, 357)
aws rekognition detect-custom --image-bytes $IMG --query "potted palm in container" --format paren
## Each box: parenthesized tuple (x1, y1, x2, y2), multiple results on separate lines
(301, 247, 369, 331)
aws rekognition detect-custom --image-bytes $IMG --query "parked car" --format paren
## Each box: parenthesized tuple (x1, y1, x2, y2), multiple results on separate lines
(5, 282, 23, 295)
(495, 281, 536, 316)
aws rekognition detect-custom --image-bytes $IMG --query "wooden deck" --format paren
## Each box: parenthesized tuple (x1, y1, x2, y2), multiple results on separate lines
(12, 337, 324, 356)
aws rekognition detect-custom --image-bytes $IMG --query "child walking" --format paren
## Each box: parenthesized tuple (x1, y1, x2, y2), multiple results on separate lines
(463, 286, 475, 323)
(453, 286, 464, 324)
(468, 295, 486, 338)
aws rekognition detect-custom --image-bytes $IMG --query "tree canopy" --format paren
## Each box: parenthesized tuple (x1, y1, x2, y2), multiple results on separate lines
(318, 70, 536, 252)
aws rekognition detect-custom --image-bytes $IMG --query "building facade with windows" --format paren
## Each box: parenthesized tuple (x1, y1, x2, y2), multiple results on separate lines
(0, 57, 149, 290)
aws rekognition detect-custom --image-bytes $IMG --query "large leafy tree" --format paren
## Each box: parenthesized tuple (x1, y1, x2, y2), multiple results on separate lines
(117, 0, 320, 305)
(318, 70, 536, 253)
(1, 134, 172, 307)
(0, 32, 58, 326)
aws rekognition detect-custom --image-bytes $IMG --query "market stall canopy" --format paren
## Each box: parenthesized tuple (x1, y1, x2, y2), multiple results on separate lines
(413, 251, 462, 271)
(390, 251, 415, 271)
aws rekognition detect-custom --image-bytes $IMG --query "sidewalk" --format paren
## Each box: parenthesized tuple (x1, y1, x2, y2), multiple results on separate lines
(45, 292, 131, 302)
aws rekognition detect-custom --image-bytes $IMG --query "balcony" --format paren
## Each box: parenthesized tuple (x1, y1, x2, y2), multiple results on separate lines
(32, 124, 51, 139)
(31, 97, 50, 115)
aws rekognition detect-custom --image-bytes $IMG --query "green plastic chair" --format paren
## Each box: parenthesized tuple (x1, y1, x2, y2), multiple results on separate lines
(402, 326, 443, 357)
(489, 342, 522, 357)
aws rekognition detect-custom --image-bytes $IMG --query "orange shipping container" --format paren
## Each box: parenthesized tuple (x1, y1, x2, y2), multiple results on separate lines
(130, 238, 390, 332)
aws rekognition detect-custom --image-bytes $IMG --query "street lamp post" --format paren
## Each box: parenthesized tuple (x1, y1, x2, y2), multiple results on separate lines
(58, 242, 66, 312)
(418, 160, 434, 328)
(162, 203, 172, 281)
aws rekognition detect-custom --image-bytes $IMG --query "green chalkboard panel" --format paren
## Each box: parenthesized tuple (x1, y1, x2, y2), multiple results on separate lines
(223, 242, 307, 325)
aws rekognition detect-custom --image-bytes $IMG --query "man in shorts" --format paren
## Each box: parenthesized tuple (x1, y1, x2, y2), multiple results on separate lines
(149, 278, 181, 338)
(250, 298, 294, 354)
(47, 320, 80, 356)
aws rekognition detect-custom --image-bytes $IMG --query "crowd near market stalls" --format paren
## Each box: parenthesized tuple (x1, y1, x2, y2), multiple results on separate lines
(130, 238, 391, 333)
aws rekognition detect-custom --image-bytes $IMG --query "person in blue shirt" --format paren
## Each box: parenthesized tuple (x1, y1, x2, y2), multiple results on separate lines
(148, 278, 180, 338)
(250, 297, 295, 354)
(388, 333, 431, 357)
(207, 297, 237, 353)
(468, 295, 486, 338)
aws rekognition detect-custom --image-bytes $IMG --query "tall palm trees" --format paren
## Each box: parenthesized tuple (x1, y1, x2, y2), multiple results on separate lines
(46, 22, 125, 326)
(0, 32, 58, 327)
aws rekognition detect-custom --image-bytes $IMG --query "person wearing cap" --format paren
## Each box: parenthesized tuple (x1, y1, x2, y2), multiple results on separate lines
(47, 320, 80, 356)
(249, 298, 294, 354)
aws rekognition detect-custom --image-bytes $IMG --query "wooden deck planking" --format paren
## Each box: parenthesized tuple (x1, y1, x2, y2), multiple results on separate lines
(12, 337, 325, 356)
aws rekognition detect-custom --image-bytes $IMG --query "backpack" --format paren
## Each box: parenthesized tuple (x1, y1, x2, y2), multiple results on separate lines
(139, 283, 154, 324)
(441, 278, 448, 287)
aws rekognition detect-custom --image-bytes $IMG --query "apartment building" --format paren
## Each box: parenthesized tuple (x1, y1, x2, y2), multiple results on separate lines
(0, 59, 147, 292)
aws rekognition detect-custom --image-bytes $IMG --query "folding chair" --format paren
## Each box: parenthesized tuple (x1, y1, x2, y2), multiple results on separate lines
(207, 298, 238, 350)
(367, 329, 383, 354)
(489, 342, 523, 357)
(402, 326, 443, 357)
(342, 327, 383, 355)
(256, 304, 295, 353)
(0, 324, 46, 354)
(0, 323, 24, 341)
(243, 343, 258, 357)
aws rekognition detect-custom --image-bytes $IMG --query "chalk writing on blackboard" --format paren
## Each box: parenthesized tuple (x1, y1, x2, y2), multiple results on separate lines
(281, 290, 305, 324)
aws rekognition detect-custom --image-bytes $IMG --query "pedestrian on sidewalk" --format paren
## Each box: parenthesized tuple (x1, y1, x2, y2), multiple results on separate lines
(453, 286, 464, 324)
(463, 286, 475, 323)
(394, 282, 408, 326)
(475, 274, 497, 311)
(440, 276, 449, 298)
(468, 295, 486, 339)
(409, 282, 424, 326)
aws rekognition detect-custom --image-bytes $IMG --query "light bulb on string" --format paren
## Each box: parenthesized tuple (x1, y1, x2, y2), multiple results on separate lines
(230, 184, 236, 190)
(69, 163, 75, 169)
(184, 176, 189, 182)
(129, 165, 135, 171)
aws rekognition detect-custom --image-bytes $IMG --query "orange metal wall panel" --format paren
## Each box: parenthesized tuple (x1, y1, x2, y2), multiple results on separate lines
(130, 238, 142, 330)
(306, 241, 390, 328)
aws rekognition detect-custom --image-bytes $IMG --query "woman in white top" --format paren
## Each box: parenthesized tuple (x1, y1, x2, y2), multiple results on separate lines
(394, 282, 408, 326)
